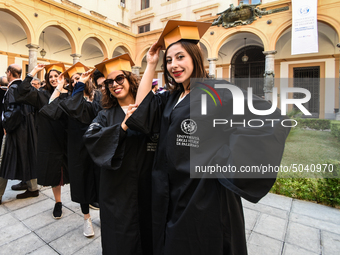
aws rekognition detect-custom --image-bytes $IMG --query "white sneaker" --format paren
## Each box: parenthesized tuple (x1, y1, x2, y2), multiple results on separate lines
(83, 218, 94, 237)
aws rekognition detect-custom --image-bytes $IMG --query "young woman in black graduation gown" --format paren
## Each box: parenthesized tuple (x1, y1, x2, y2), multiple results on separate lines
(125, 21, 290, 255)
(40, 70, 102, 237)
(83, 61, 155, 255)
(15, 64, 69, 219)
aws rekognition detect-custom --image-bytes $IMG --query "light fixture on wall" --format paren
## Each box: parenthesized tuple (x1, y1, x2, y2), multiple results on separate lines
(242, 38, 249, 63)
(40, 31, 46, 58)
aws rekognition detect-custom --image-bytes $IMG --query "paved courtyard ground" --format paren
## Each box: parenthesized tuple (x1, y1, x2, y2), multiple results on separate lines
(0, 180, 340, 254)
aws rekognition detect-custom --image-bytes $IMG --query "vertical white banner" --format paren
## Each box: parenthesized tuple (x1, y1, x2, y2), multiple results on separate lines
(291, 0, 318, 55)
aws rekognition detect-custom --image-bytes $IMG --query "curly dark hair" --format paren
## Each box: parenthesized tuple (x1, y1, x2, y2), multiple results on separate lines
(101, 71, 140, 109)
(44, 69, 61, 94)
(163, 40, 209, 93)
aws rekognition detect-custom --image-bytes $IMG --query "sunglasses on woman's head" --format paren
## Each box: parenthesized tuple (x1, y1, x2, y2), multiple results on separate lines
(104, 74, 126, 88)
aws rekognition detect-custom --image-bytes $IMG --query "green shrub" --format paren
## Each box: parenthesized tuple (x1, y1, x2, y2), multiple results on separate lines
(295, 118, 331, 130)
(271, 160, 340, 207)
(271, 178, 318, 202)
(316, 160, 340, 207)
(331, 122, 340, 142)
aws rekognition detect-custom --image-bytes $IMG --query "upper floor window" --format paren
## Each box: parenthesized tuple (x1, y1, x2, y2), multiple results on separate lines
(120, 0, 125, 8)
(238, 0, 262, 4)
(139, 23, 150, 34)
(141, 0, 150, 10)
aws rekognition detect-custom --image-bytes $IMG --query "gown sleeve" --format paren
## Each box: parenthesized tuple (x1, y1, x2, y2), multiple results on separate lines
(39, 93, 69, 120)
(2, 85, 22, 133)
(83, 110, 127, 170)
(58, 89, 102, 125)
(14, 75, 48, 110)
(214, 89, 291, 203)
(125, 90, 169, 135)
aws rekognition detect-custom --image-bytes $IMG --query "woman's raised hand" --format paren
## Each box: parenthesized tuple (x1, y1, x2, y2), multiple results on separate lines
(147, 42, 161, 66)
(30, 64, 45, 77)
(57, 73, 65, 87)
(79, 71, 91, 84)
(135, 42, 161, 105)
(35, 64, 45, 72)
(56, 73, 67, 92)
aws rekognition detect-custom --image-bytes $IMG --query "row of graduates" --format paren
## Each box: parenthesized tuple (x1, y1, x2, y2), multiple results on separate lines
(7, 56, 155, 248)
(86, 20, 288, 254)
(10, 20, 290, 255)
(1, 61, 106, 236)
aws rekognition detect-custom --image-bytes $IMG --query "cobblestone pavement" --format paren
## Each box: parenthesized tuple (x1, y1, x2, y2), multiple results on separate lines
(1, 180, 339, 254)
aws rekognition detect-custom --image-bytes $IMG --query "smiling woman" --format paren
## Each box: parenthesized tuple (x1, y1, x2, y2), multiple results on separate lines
(164, 40, 207, 92)
(14, 63, 70, 220)
(126, 20, 290, 255)
(83, 54, 155, 255)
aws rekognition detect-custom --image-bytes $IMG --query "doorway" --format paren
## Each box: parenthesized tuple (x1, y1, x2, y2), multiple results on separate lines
(293, 66, 320, 118)
(230, 45, 265, 97)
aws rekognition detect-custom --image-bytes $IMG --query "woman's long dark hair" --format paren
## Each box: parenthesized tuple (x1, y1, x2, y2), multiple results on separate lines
(163, 40, 209, 93)
(101, 71, 140, 109)
(44, 69, 61, 94)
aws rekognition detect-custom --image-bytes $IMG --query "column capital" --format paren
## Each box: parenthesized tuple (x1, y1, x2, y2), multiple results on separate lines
(263, 50, 277, 56)
(70, 53, 82, 58)
(26, 44, 40, 50)
(207, 58, 218, 62)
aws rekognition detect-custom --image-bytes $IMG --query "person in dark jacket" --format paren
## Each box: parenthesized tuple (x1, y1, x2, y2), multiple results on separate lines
(0, 75, 8, 205)
(0, 64, 38, 203)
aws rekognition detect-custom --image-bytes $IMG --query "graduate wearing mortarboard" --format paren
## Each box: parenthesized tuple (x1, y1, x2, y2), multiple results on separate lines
(14, 63, 70, 219)
(83, 54, 155, 254)
(40, 62, 103, 237)
(126, 20, 290, 255)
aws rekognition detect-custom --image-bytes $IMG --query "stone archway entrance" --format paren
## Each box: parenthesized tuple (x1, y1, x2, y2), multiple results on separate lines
(231, 45, 265, 97)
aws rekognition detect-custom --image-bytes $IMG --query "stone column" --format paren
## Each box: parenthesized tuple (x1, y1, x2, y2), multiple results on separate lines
(263, 50, 277, 101)
(26, 44, 39, 74)
(70, 54, 82, 64)
(132, 66, 141, 77)
(208, 58, 218, 78)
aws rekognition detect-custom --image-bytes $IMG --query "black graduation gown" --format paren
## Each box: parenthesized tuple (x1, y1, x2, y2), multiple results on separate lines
(83, 106, 155, 255)
(0, 88, 6, 142)
(14, 75, 69, 186)
(126, 85, 290, 255)
(40, 91, 102, 204)
(0, 80, 37, 182)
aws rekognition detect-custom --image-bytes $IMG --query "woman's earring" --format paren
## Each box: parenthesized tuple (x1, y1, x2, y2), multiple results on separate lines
(110, 93, 113, 98)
